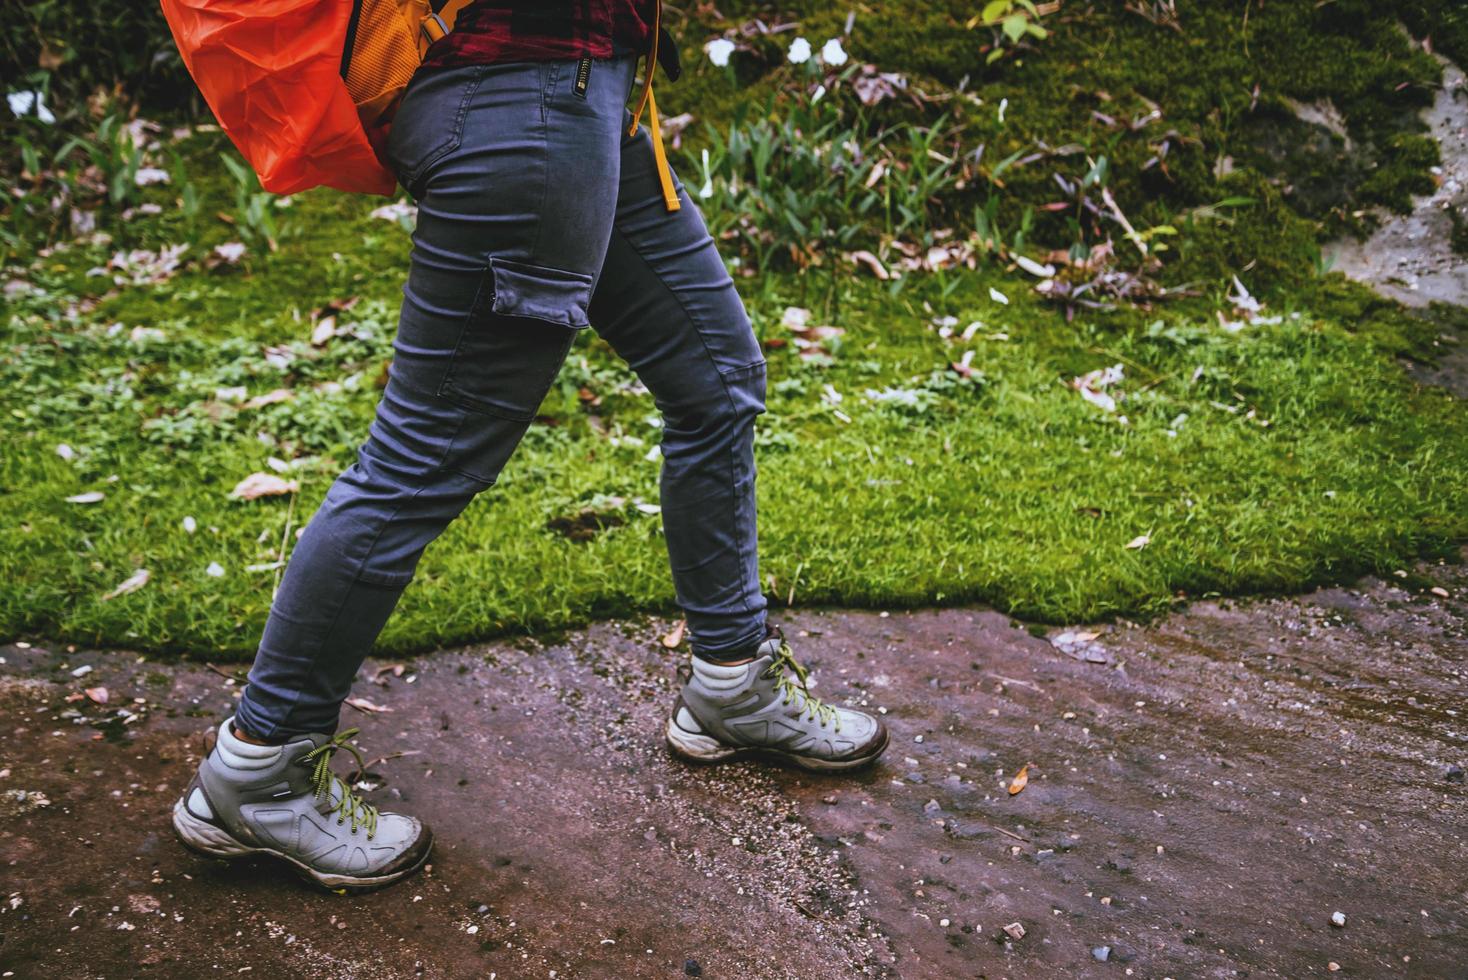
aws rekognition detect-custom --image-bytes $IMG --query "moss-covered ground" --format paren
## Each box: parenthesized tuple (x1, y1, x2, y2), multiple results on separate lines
(2, 1, 1466, 658)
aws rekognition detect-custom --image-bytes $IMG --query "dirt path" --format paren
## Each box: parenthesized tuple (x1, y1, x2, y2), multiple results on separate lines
(2, 551, 1465, 979)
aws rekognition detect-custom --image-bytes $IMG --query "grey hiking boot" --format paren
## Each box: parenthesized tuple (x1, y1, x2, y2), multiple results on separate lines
(172, 717, 432, 892)
(667, 629, 889, 771)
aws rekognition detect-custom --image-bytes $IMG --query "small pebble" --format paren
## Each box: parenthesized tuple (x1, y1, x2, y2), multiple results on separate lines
(1331, 911, 1346, 928)
(1092, 946, 1111, 962)
(939, 918, 950, 927)
(1003, 921, 1026, 941)
(1328, 963, 1341, 973)
(1445, 765, 1464, 784)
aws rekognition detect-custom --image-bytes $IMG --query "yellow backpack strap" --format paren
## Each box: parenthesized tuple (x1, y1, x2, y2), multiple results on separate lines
(420, 0, 474, 47)
(627, 0, 680, 212)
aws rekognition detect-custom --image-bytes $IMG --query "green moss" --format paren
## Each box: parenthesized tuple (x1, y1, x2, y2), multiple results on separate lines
(1451, 204, 1468, 257)
(1396, 0, 1468, 69)
(662, 0, 1447, 293)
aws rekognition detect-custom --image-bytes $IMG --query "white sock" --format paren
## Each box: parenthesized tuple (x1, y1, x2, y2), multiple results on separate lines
(690, 657, 752, 692)
(215, 715, 284, 772)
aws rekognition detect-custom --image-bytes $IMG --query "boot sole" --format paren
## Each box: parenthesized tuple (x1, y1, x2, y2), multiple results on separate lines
(171, 799, 432, 894)
(665, 716, 890, 772)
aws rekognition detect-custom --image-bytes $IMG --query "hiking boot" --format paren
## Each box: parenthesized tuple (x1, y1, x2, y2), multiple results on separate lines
(172, 717, 432, 892)
(666, 629, 889, 771)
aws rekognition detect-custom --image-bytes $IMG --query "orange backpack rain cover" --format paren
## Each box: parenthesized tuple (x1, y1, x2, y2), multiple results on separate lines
(159, 0, 397, 196)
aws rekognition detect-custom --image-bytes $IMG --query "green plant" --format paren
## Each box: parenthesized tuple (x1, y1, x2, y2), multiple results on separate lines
(688, 78, 958, 276)
(969, 0, 1050, 64)
(54, 113, 146, 206)
(219, 151, 282, 252)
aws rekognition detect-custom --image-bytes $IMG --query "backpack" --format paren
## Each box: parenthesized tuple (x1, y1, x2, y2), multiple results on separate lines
(160, 0, 474, 196)
(161, 0, 682, 210)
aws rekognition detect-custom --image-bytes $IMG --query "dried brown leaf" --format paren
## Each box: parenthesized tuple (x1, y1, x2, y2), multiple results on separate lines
(345, 696, 393, 713)
(230, 473, 299, 500)
(101, 569, 150, 600)
(1008, 764, 1030, 796)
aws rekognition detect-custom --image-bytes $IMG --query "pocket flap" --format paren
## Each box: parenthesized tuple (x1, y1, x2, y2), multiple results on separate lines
(491, 257, 594, 328)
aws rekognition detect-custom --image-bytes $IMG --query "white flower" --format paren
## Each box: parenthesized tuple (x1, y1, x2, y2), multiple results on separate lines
(205, 562, 225, 578)
(7, 89, 55, 124)
(788, 37, 812, 64)
(988, 286, 1009, 305)
(133, 167, 170, 187)
(704, 37, 736, 67)
(811, 84, 827, 105)
(820, 38, 849, 66)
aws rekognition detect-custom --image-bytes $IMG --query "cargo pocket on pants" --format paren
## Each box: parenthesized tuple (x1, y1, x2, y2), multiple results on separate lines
(437, 257, 590, 422)
(488, 257, 594, 329)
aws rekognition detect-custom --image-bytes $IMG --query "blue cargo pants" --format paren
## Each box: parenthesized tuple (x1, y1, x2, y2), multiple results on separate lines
(236, 55, 767, 738)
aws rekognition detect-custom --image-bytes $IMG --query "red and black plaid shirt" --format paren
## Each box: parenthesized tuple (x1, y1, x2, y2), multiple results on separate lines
(423, 0, 656, 69)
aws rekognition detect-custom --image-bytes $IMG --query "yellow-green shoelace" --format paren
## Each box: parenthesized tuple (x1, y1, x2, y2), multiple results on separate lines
(301, 728, 379, 839)
(766, 643, 841, 731)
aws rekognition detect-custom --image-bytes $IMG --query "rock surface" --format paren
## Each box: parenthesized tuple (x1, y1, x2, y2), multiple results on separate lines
(1329, 54, 1468, 308)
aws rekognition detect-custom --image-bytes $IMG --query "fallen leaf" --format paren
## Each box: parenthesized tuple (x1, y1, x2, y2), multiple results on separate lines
(1071, 364, 1126, 413)
(1008, 764, 1030, 796)
(849, 250, 890, 280)
(102, 568, 150, 600)
(311, 316, 336, 346)
(241, 388, 293, 410)
(65, 491, 105, 504)
(229, 473, 299, 500)
(661, 620, 687, 649)
(212, 242, 247, 264)
(1014, 255, 1056, 278)
(1124, 534, 1151, 550)
(85, 686, 110, 705)
(370, 199, 417, 223)
(345, 696, 393, 713)
(780, 306, 811, 331)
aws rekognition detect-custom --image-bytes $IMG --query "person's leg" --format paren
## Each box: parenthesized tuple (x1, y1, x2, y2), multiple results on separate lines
(590, 122, 888, 769)
(588, 128, 768, 663)
(176, 58, 637, 887)
(236, 59, 631, 740)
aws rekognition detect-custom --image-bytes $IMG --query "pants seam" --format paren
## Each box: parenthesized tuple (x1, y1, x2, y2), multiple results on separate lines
(250, 419, 466, 738)
(609, 223, 761, 618)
